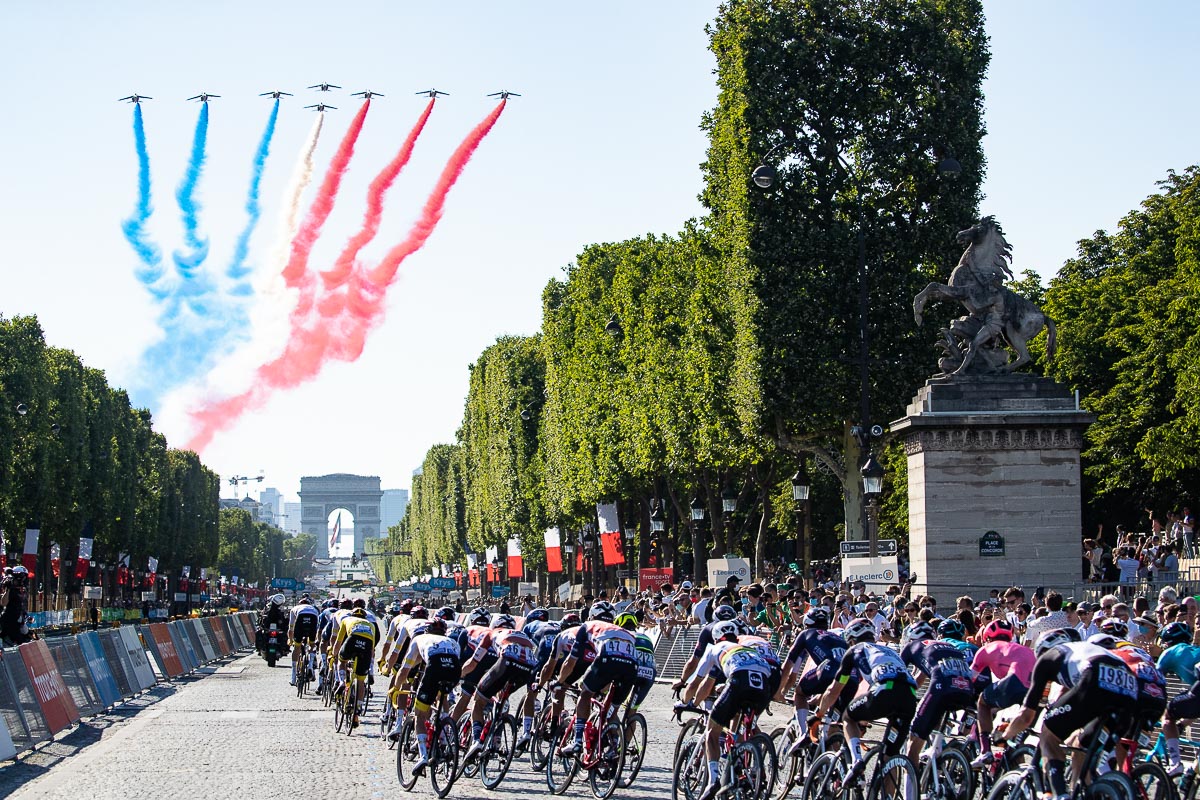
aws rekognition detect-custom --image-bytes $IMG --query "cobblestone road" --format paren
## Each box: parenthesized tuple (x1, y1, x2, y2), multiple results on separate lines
(0, 651, 739, 800)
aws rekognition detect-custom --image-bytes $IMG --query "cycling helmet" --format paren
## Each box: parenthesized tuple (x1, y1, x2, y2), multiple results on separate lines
(589, 602, 617, 623)
(353, 598, 366, 608)
(1034, 626, 1081, 656)
(1160, 621, 1193, 648)
(492, 614, 516, 630)
(325, 599, 338, 609)
(410, 605, 429, 620)
(11, 566, 28, 575)
(802, 607, 830, 630)
(389, 602, 403, 614)
(1087, 633, 1119, 650)
(424, 618, 448, 636)
(468, 607, 491, 626)
(714, 604, 738, 622)
(269, 593, 285, 606)
(902, 621, 936, 646)
(339, 599, 354, 609)
(299, 594, 313, 604)
(712, 620, 740, 642)
(937, 618, 966, 641)
(980, 618, 1015, 644)
(844, 618, 876, 645)
(1098, 617, 1129, 639)
(350, 608, 367, 618)
(525, 607, 549, 623)
(435, 606, 457, 622)
(615, 612, 638, 631)
(560, 612, 583, 629)
(400, 599, 415, 613)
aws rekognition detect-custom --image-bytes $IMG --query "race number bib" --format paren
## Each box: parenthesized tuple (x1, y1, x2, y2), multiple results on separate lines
(504, 642, 536, 664)
(1096, 664, 1138, 699)
(603, 638, 635, 660)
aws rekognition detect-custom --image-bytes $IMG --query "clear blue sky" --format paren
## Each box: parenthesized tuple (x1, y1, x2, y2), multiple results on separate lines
(1, 1, 1197, 507)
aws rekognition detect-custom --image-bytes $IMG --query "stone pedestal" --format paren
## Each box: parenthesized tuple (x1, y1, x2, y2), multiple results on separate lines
(890, 375, 1093, 605)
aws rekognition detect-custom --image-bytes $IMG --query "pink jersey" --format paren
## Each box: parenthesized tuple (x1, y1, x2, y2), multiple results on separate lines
(971, 640, 1036, 686)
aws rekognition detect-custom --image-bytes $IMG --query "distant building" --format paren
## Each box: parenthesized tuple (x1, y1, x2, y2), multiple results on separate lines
(259, 487, 283, 519)
(283, 502, 303, 536)
(381, 489, 409, 535)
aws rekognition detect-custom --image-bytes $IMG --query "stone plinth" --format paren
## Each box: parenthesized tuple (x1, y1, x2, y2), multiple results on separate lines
(890, 375, 1093, 606)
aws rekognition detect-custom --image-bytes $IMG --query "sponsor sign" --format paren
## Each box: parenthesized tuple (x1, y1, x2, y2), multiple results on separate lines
(517, 581, 539, 598)
(270, 577, 297, 590)
(557, 581, 572, 602)
(82, 586, 103, 600)
(840, 556, 900, 592)
(638, 568, 673, 592)
(979, 530, 1006, 557)
(150, 623, 185, 678)
(429, 577, 456, 590)
(839, 539, 897, 558)
(491, 585, 511, 598)
(141, 591, 156, 601)
(77, 632, 121, 708)
(412, 582, 431, 593)
(173, 592, 187, 602)
(118, 625, 157, 690)
(18, 640, 80, 734)
(707, 557, 751, 588)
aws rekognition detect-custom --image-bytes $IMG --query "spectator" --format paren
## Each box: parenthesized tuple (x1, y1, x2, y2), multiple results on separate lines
(1156, 544, 1180, 585)
(1023, 591, 1070, 645)
(1076, 603, 1100, 637)
(1116, 547, 1141, 588)
(1132, 614, 1160, 655)
(1083, 537, 1104, 581)
(1182, 506, 1195, 556)
(862, 600, 890, 640)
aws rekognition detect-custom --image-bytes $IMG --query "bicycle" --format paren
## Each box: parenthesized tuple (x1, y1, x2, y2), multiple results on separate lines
(548, 682, 626, 800)
(396, 705, 460, 798)
(619, 704, 648, 789)
(772, 709, 845, 800)
(673, 705, 768, 800)
(380, 686, 409, 748)
(531, 685, 565, 772)
(457, 682, 519, 789)
(916, 718, 973, 800)
(295, 641, 313, 697)
(801, 717, 919, 800)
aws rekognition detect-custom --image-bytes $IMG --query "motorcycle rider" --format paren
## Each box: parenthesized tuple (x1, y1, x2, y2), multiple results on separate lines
(257, 593, 287, 654)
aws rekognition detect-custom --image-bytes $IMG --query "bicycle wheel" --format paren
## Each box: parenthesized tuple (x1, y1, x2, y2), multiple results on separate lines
(674, 716, 705, 764)
(673, 738, 709, 800)
(1087, 772, 1137, 800)
(344, 690, 357, 736)
(750, 732, 780, 800)
(726, 740, 765, 800)
(481, 713, 517, 790)
(458, 716, 481, 779)
(547, 720, 581, 795)
(429, 715, 460, 798)
(619, 712, 647, 788)
(531, 704, 558, 772)
(589, 720, 626, 800)
(800, 751, 846, 800)
(984, 769, 1038, 800)
(866, 754, 918, 800)
(771, 724, 803, 800)
(1129, 761, 1175, 800)
(919, 744, 972, 800)
(333, 688, 346, 732)
(395, 716, 420, 791)
(379, 700, 394, 741)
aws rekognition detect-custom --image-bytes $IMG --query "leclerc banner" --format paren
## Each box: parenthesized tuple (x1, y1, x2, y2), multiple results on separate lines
(18, 639, 80, 735)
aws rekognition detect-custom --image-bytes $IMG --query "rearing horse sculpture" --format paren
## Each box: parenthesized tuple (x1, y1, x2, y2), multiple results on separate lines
(913, 216, 1056, 376)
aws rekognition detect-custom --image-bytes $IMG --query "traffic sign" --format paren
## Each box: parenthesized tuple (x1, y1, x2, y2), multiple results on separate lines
(413, 582, 432, 593)
(839, 539, 897, 558)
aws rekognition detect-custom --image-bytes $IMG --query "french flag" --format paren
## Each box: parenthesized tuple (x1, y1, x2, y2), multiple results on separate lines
(75, 523, 94, 580)
(23, 528, 39, 575)
(329, 511, 342, 550)
(544, 527, 562, 573)
(507, 538, 523, 577)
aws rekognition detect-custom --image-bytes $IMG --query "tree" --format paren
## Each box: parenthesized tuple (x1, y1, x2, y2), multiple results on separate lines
(701, 0, 988, 539)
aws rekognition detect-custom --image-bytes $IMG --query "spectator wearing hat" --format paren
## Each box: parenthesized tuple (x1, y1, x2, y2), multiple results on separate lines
(1132, 614, 1160, 655)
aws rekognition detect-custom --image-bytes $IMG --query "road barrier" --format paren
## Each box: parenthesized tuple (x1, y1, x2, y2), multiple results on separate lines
(0, 612, 257, 758)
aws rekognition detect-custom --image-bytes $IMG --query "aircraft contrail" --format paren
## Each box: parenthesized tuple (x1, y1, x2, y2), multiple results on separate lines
(121, 104, 164, 294)
(226, 98, 280, 292)
(274, 111, 325, 275)
(185, 101, 507, 453)
(173, 102, 211, 284)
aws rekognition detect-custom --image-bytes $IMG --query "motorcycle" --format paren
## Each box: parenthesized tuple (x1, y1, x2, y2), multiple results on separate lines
(263, 623, 283, 667)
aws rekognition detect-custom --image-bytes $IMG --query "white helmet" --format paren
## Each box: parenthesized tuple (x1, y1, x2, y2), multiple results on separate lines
(1034, 626, 1081, 657)
(843, 618, 876, 645)
(712, 620, 740, 642)
(468, 607, 491, 626)
(269, 593, 285, 606)
(902, 621, 936, 647)
(589, 602, 617, 623)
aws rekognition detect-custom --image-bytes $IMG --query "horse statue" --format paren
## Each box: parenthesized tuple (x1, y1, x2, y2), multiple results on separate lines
(913, 216, 1056, 376)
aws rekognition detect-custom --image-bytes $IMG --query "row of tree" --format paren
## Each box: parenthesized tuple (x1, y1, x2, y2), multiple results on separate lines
(369, 0, 991, 585)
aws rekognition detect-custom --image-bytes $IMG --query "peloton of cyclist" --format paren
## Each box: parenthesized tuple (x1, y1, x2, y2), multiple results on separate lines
(447, 607, 498, 724)
(534, 612, 584, 733)
(775, 606, 856, 754)
(329, 606, 379, 728)
(288, 595, 320, 687)
(1088, 626, 1169, 772)
(968, 617, 1036, 768)
(461, 614, 540, 761)
(1155, 621, 1200, 776)
(1001, 627, 1138, 800)
(615, 611, 657, 738)
(391, 616, 459, 774)
(555, 602, 638, 757)
(514, 607, 559, 751)
(676, 619, 773, 800)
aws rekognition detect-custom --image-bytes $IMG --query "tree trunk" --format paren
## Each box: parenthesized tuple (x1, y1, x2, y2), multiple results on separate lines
(842, 423, 866, 541)
(754, 488, 772, 578)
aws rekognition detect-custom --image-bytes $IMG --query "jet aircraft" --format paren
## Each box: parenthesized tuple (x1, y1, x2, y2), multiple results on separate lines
(416, 89, 449, 98)
(187, 93, 220, 102)
(487, 90, 521, 99)
(308, 82, 341, 92)
(260, 90, 293, 99)
(351, 90, 384, 99)
(304, 103, 337, 112)
(118, 94, 152, 104)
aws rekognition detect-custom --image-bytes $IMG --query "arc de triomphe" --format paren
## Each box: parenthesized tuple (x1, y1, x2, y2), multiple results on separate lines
(300, 474, 383, 559)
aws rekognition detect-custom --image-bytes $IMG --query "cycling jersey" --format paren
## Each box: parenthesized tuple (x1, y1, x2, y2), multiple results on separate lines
(460, 625, 498, 693)
(289, 603, 320, 640)
(385, 613, 411, 644)
(318, 608, 339, 641)
(945, 638, 979, 662)
(971, 640, 1036, 685)
(391, 616, 432, 658)
(837, 642, 917, 753)
(903, 639, 976, 741)
(573, 621, 637, 663)
(784, 629, 847, 670)
(528, 621, 562, 669)
(1114, 644, 1168, 734)
(404, 633, 462, 709)
(1157, 643, 1200, 684)
(696, 640, 772, 682)
(336, 615, 378, 677)
(738, 634, 781, 668)
(1023, 642, 1138, 741)
(475, 629, 538, 667)
(836, 642, 917, 692)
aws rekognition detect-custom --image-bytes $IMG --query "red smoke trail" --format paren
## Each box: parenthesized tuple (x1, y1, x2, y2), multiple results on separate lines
(185, 101, 506, 453)
(280, 100, 370, 301)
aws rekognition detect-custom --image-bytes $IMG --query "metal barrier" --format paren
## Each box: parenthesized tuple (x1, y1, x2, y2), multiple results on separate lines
(0, 648, 48, 749)
(43, 638, 104, 718)
(76, 631, 122, 709)
(182, 620, 208, 664)
(170, 621, 198, 671)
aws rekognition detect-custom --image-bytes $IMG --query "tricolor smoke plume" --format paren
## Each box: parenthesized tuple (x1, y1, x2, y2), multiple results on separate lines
(172, 102, 211, 283)
(226, 99, 280, 293)
(185, 101, 507, 453)
(122, 104, 164, 293)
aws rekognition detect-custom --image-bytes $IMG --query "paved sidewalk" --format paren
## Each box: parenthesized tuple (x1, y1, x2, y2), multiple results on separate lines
(0, 652, 702, 800)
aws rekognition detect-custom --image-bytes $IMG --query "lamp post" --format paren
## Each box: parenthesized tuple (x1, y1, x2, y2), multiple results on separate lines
(690, 496, 706, 584)
(861, 453, 885, 557)
(622, 524, 635, 587)
(563, 539, 576, 600)
(791, 460, 811, 580)
(649, 502, 665, 570)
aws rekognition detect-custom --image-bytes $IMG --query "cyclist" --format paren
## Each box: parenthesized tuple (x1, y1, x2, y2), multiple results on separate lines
(1156, 621, 1200, 775)
(329, 606, 379, 727)
(288, 595, 321, 686)
(391, 617, 460, 774)
(968, 618, 1036, 768)
(378, 598, 415, 667)
(448, 607, 499, 724)
(384, 606, 431, 672)
(737, 629, 782, 698)
(1001, 628, 1138, 800)
(901, 617, 976, 765)
(535, 612, 585, 734)
(776, 607, 856, 751)
(936, 617, 979, 661)
(676, 619, 772, 800)
(671, 604, 744, 691)
(514, 608, 561, 751)
(461, 614, 539, 760)
(1091, 631, 1168, 769)
(810, 618, 916, 782)
(616, 611, 656, 742)
(314, 599, 341, 693)
(556, 602, 638, 757)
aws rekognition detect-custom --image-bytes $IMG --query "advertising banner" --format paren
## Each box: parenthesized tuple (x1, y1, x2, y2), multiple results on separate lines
(117, 626, 156, 690)
(706, 557, 751, 588)
(638, 568, 674, 592)
(18, 640, 80, 735)
(76, 631, 121, 709)
(150, 624, 185, 678)
(839, 556, 900, 592)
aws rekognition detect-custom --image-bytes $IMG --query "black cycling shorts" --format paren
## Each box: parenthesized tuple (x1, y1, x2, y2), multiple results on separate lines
(1042, 667, 1137, 741)
(629, 676, 655, 710)
(580, 655, 637, 705)
(293, 616, 318, 642)
(462, 652, 498, 694)
(1168, 680, 1200, 722)
(910, 674, 975, 741)
(799, 662, 858, 711)
(711, 670, 771, 728)
(416, 656, 461, 708)
(477, 656, 537, 699)
(847, 684, 918, 755)
(1122, 679, 1167, 738)
(981, 673, 1028, 710)
(340, 637, 373, 678)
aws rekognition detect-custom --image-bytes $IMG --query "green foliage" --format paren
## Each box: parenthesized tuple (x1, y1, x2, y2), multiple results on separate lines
(1043, 167, 1200, 516)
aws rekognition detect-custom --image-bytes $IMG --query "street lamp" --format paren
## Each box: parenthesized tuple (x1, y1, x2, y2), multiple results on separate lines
(721, 488, 738, 514)
(791, 460, 812, 579)
(861, 453, 885, 556)
(604, 314, 623, 338)
(690, 497, 706, 522)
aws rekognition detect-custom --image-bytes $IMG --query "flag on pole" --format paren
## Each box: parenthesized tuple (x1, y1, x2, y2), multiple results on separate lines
(75, 528, 94, 579)
(507, 538, 523, 576)
(23, 528, 39, 575)
(601, 532, 625, 566)
(0, 529, 6, 570)
(51, 543, 61, 578)
(117, 552, 128, 585)
(329, 511, 342, 551)
(544, 527, 563, 573)
(596, 503, 619, 535)
(466, 553, 477, 570)
(147, 555, 158, 585)
(485, 545, 499, 581)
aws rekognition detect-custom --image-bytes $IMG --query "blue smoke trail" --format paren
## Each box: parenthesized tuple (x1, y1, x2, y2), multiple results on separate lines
(172, 102, 211, 283)
(226, 99, 279, 294)
(121, 105, 165, 294)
